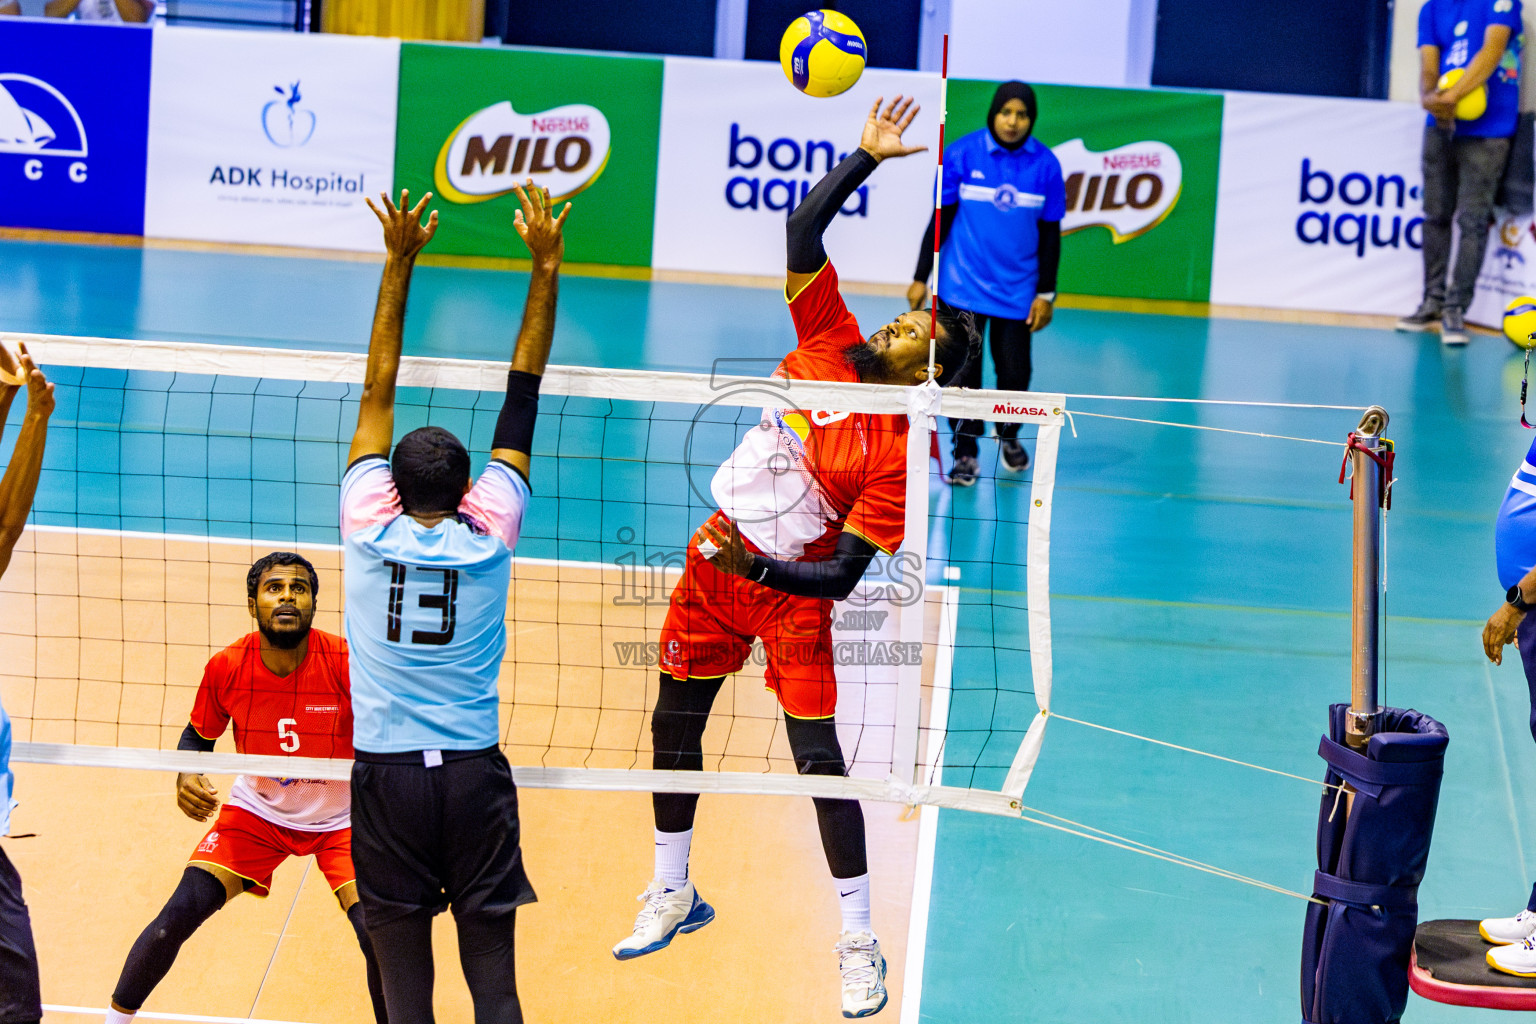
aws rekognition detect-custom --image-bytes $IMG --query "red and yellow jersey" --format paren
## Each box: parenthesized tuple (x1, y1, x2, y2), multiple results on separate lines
(709, 260, 908, 561)
(190, 629, 353, 832)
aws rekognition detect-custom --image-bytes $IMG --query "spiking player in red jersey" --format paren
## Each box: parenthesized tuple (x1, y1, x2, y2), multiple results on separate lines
(612, 98, 978, 1019)
(104, 552, 386, 1024)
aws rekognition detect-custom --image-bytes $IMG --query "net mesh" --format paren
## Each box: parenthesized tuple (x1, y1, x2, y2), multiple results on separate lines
(0, 334, 1062, 814)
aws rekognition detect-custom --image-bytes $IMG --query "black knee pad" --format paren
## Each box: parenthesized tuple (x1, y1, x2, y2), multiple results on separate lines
(112, 867, 227, 1011)
(784, 716, 847, 777)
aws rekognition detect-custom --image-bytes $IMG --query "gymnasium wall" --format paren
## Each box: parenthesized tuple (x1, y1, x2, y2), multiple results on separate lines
(2, 18, 1529, 323)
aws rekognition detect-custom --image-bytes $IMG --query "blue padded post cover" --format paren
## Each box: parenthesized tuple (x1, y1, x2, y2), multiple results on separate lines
(1301, 704, 1448, 1024)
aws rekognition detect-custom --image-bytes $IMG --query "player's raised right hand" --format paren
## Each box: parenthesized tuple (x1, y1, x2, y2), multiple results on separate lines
(367, 188, 438, 262)
(176, 772, 220, 821)
(859, 95, 926, 164)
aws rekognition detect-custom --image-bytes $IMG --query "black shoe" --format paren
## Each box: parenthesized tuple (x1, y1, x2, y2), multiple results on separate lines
(949, 455, 979, 487)
(1395, 300, 1442, 332)
(1000, 440, 1030, 472)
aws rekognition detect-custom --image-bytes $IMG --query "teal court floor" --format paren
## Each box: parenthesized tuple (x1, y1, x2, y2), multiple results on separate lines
(3, 236, 1535, 1022)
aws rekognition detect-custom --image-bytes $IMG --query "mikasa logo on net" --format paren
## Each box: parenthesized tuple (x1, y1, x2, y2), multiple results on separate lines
(435, 100, 611, 204)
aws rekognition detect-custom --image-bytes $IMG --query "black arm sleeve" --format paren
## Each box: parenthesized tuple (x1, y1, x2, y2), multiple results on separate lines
(913, 204, 958, 283)
(491, 369, 542, 455)
(1037, 220, 1061, 294)
(178, 723, 215, 753)
(746, 531, 878, 601)
(786, 149, 880, 274)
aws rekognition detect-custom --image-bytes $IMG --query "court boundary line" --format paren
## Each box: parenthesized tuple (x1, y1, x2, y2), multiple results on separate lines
(43, 1005, 318, 1024)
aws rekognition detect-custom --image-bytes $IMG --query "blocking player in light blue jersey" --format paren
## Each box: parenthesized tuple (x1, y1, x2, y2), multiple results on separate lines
(1481, 433, 1536, 973)
(0, 341, 56, 1024)
(341, 183, 568, 1024)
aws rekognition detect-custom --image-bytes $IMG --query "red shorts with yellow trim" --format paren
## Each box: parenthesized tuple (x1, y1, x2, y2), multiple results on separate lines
(659, 514, 838, 719)
(189, 803, 355, 898)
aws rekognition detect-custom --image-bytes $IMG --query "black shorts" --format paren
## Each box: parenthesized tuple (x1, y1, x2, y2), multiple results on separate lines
(0, 845, 41, 1024)
(350, 747, 536, 929)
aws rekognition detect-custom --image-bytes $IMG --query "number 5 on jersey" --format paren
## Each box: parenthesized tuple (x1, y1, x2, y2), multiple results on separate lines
(384, 560, 460, 645)
(277, 717, 300, 752)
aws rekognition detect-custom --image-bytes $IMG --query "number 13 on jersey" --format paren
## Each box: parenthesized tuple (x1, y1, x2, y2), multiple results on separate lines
(384, 560, 460, 646)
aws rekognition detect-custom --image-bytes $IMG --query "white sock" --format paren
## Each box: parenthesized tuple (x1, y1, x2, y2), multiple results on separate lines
(836, 873, 872, 934)
(654, 828, 693, 889)
(106, 1010, 136, 1024)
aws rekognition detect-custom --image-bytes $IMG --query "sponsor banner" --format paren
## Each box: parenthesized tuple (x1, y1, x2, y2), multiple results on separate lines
(394, 44, 662, 265)
(143, 27, 399, 251)
(652, 58, 941, 284)
(0, 19, 152, 235)
(1211, 92, 1425, 316)
(948, 79, 1224, 302)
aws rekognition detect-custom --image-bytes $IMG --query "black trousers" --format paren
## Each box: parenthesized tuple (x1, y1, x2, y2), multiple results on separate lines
(351, 748, 536, 1024)
(0, 845, 40, 1024)
(948, 310, 1033, 460)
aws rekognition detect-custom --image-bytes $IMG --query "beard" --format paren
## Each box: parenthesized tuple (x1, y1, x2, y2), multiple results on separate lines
(845, 337, 888, 382)
(259, 609, 312, 650)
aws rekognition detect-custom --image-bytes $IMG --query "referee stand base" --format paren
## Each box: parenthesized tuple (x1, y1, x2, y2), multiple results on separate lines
(1410, 919, 1536, 1010)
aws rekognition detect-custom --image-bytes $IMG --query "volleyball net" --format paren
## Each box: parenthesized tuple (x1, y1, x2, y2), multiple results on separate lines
(0, 333, 1062, 816)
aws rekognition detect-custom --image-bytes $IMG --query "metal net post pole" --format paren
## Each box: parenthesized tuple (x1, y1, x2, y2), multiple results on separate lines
(1346, 405, 1389, 749)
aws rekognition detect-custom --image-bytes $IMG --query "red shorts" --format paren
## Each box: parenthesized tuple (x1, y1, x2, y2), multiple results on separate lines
(659, 513, 838, 719)
(189, 803, 356, 898)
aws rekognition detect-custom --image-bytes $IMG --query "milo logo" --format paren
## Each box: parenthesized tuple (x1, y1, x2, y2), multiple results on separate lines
(434, 100, 610, 205)
(1052, 138, 1181, 243)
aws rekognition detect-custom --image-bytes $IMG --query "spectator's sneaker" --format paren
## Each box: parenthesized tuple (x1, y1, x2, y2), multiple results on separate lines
(949, 456, 979, 487)
(1482, 909, 1536, 945)
(1000, 439, 1030, 472)
(1440, 306, 1469, 346)
(1395, 301, 1442, 332)
(835, 930, 888, 1018)
(1489, 933, 1536, 976)
(611, 879, 714, 960)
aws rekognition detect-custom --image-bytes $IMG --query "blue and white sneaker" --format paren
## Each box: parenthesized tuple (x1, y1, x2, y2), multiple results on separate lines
(836, 930, 887, 1017)
(611, 878, 715, 960)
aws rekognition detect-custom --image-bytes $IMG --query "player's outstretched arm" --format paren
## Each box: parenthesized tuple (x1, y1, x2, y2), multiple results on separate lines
(0, 344, 53, 582)
(348, 189, 438, 467)
(489, 180, 570, 481)
(786, 95, 925, 297)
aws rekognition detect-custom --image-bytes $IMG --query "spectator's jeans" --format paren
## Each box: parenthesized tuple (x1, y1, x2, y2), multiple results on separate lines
(1421, 125, 1510, 311)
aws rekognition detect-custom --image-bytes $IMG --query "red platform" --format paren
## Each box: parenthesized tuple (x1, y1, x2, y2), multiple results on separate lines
(1410, 919, 1536, 1010)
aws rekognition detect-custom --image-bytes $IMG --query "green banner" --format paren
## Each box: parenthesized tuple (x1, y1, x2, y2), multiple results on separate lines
(948, 80, 1224, 302)
(395, 44, 663, 265)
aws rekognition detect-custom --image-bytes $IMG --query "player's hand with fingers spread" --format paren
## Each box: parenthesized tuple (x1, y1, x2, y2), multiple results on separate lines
(700, 519, 753, 578)
(16, 344, 53, 420)
(512, 178, 571, 272)
(366, 188, 438, 262)
(859, 95, 927, 164)
(176, 772, 220, 822)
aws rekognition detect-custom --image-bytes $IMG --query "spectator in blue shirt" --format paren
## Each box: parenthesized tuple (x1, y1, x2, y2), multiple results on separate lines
(1397, 0, 1523, 346)
(910, 81, 1065, 486)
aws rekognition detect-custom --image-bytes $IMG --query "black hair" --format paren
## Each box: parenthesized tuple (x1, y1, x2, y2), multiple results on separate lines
(932, 300, 979, 386)
(989, 81, 1037, 150)
(391, 426, 471, 514)
(247, 551, 319, 601)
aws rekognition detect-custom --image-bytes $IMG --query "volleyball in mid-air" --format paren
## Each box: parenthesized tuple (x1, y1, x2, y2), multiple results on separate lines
(1504, 296, 1536, 348)
(1437, 68, 1488, 120)
(780, 10, 867, 98)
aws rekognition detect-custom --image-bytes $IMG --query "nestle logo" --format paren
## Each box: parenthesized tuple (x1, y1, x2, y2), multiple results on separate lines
(993, 403, 1048, 416)
(1102, 153, 1160, 171)
(530, 116, 589, 133)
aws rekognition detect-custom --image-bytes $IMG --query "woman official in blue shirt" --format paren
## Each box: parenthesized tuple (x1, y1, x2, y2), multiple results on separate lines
(910, 81, 1065, 486)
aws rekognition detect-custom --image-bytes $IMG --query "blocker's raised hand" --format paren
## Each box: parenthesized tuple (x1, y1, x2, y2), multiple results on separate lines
(512, 179, 571, 270)
(367, 188, 438, 261)
(859, 95, 926, 163)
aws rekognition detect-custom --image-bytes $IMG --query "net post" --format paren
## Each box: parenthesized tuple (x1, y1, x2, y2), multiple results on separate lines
(1346, 405, 1389, 749)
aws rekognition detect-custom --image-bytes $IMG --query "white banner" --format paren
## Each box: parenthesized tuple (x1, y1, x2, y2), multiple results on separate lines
(143, 26, 399, 252)
(1210, 92, 1425, 316)
(652, 58, 940, 284)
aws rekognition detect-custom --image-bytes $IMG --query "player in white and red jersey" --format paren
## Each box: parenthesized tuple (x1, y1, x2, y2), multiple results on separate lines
(105, 552, 386, 1024)
(613, 98, 978, 1019)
